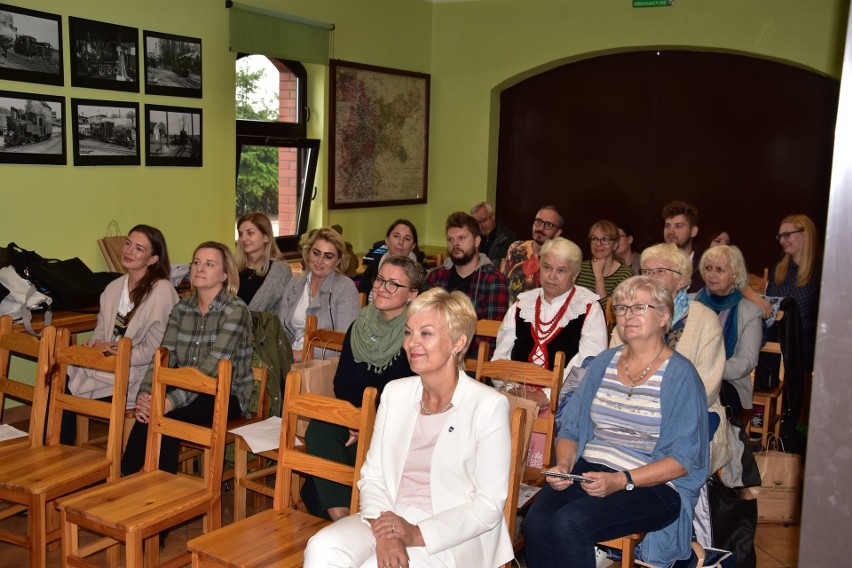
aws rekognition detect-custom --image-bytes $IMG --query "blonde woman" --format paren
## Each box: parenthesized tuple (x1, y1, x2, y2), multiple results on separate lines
(235, 211, 292, 314)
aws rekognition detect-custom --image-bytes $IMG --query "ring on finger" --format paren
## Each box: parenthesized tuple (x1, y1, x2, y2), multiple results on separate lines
(391, 523, 395, 532)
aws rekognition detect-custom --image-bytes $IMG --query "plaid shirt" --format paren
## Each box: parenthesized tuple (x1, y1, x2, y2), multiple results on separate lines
(426, 257, 509, 356)
(139, 287, 253, 416)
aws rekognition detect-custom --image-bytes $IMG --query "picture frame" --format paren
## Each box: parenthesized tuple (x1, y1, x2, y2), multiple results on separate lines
(0, 3, 64, 86)
(71, 98, 140, 166)
(328, 59, 430, 209)
(69, 17, 139, 92)
(0, 90, 65, 164)
(143, 31, 201, 98)
(145, 104, 202, 167)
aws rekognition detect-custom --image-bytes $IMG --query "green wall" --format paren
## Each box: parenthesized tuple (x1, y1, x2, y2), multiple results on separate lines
(1, 0, 846, 260)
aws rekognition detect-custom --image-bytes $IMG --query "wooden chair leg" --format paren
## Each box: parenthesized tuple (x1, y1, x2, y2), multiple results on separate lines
(235, 442, 248, 521)
(29, 494, 47, 568)
(127, 532, 144, 568)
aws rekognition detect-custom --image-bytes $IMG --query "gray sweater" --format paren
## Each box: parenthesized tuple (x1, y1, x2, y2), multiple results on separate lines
(247, 259, 292, 315)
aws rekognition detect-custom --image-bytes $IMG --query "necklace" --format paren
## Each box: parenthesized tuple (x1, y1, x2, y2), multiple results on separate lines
(420, 399, 454, 415)
(530, 288, 575, 366)
(623, 346, 665, 397)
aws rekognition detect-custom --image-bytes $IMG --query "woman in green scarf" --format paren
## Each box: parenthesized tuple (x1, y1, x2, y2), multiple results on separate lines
(303, 255, 426, 520)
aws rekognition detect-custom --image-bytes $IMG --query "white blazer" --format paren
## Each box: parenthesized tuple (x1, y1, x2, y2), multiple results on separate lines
(358, 371, 514, 567)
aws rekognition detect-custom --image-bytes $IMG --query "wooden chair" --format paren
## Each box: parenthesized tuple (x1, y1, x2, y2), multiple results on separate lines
(359, 291, 367, 308)
(475, 343, 565, 484)
(188, 372, 378, 567)
(605, 295, 615, 334)
(747, 267, 769, 294)
(747, 340, 785, 447)
(0, 315, 54, 455)
(598, 533, 643, 567)
(303, 314, 346, 360)
(464, 318, 502, 373)
(502, 407, 529, 568)
(0, 329, 130, 568)
(58, 348, 232, 568)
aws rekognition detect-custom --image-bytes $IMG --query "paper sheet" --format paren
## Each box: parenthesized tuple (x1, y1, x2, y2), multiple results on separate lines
(0, 424, 28, 441)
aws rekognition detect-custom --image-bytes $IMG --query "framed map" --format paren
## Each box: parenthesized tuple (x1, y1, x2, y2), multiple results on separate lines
(329, 60, 429, 209)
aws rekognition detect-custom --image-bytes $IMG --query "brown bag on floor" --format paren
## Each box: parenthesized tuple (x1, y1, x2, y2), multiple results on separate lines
(742, 437, 803, 523)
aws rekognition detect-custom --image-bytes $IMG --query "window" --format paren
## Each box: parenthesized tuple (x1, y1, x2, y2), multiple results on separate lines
(235, 54, 317, 249)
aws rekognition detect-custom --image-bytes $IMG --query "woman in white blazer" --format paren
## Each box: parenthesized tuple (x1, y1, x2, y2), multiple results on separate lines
(304, 288, 514, 568)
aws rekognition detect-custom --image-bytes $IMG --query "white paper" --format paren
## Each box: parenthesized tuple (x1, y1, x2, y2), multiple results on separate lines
(0, 423, 28, 441)
(229, 416, 304, 453)
(517, 482, 542, 509)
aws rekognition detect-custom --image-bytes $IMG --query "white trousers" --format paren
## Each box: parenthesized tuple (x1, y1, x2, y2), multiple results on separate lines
(304, 503, 455, 568)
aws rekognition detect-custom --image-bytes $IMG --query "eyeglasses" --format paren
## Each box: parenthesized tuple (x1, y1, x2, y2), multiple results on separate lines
(533, 218, 559, 231)
(612, 303, 658, 316)
(372, 275, 411, 294)
(589, 236, 613, 245)
(640, 267, 681, 277)
(775, 229, 803, 242)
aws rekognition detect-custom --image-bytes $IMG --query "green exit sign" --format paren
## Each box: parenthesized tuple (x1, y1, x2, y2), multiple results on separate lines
(634, 0, 673, 6)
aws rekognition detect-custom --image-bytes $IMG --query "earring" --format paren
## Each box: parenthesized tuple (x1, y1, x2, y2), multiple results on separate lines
(451, 351, 457, 358)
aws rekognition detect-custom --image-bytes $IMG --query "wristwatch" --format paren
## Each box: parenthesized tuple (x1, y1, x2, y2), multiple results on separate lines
(623, 470, 635, 491)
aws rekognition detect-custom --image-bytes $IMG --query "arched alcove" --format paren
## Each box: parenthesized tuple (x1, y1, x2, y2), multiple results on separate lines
(496, 50, 838, 271)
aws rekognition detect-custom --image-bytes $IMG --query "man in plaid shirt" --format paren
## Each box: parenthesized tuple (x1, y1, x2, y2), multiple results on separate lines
(426, 211, 509, 356)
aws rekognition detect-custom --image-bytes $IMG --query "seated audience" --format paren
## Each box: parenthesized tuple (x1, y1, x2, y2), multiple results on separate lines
(358, 219, 420, 296)
(575, 219, 634, 307)
(121, 241, 253, 475)
(235, 211, 292, 314)
(707, 229, 732, 248)
(470, 201, 518, 264)
(304, 289, 514, 568)
(303, 256, 425, 521)
(695, 245, 762, 423)
(63, 225, 179, 444)
(524, 276, 709, 568)
(279, 227, 360, 361)
(706, 229, 771, 317)
(662, 200, 704, 293)
(492, 237, 607, 467)
(611, 243, 729, 473)
(767, 213, 821, 368)
(504, 205, 564, 304)
(614, 221, 641, 273)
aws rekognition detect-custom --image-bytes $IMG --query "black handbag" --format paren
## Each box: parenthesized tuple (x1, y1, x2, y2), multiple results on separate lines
(7, 242, 120, 309)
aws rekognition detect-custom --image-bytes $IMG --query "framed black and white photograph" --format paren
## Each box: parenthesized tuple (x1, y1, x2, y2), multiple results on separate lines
(0, 90, 65, 164)
(69, 17, 138, 92)
(143, 31, 201, 98)
(0, 4, 63, 86)
(145, 104, 201, 166)
(72, 99, 140, 166)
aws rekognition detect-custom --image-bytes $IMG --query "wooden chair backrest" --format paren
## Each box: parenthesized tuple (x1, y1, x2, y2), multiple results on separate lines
(463, 319, 502, 372)
(503, 406, 527, 559)
(604, 296, 615, 334)
(145, 348, 231, 493)
(0, 315, 55, 446)
(748, 267, 769, 294)
(475, 344, 565, 467)
(251, 365, 270, 419)
(274, 370, 377, 512)
(303, 314, 346, 362)
(46, 328, 131, 479)
(359, 292, 367, 309)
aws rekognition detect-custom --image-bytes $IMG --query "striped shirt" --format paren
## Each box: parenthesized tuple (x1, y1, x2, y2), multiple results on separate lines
(574, 261, 634, 306)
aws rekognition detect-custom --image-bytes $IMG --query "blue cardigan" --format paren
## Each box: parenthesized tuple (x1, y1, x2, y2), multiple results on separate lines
(555, 346, 709, 566)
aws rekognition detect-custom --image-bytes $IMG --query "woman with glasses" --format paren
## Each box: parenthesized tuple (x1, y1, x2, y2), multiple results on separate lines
(611, 243, 730, 474)
(695, 246, 762, 424)
(767, 214, 821, 367)
(279, 227, 360, 361)
(575, 220, 634, 308)
(524, 276, 708, 568)
(492, 237, 607, 467)
(302, 256, 425, 521)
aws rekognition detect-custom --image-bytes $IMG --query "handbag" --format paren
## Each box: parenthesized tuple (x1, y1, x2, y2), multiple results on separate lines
(0, 265, 52, 335)
(741, 436, 803, 523)
(7, 242, 120, 309)
(292, 336, 342, 436)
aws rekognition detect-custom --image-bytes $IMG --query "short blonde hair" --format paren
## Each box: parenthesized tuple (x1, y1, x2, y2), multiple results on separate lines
(588, 219, 619, 241)
(406, 288, 476, 367)
(612, 275, 674, 332)
(193, 241, 240, 296)
(300, 227, 349, 274)
(700, 245, 748, 291)
(640, 243, 692, 289)
(539, 237, 583, 275)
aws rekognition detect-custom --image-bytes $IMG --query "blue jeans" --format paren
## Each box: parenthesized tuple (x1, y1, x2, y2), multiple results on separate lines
(523, 458, 680, 568)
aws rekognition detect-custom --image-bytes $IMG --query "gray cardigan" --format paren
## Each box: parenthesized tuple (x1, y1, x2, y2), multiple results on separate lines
(247, 259, 292, 315)
(723, 297, 763, 409)
(278, 269, 360, 348)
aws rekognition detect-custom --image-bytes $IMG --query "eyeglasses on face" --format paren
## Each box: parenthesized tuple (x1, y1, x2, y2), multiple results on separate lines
(775, 229, 804, 242)
(640, 267, 681, 277)
(612, 303, 658, 316)
(372, 275, 411, 294)
(589, 236, 613, 245)
(533, 218, 559, 231)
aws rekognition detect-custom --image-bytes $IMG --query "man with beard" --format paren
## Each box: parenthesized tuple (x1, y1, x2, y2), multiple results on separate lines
(661, 200, 703, 292)
(426, 211, 508, 354)
(503, 205, 563, 304)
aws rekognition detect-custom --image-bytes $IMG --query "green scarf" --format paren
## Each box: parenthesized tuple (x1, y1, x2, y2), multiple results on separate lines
(350, 303, 408, 373)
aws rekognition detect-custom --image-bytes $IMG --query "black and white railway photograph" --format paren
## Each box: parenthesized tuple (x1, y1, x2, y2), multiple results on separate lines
(0, 91, 65, 164)
(144, 31, 201, 97)
(146, 104, 201, 166)
(69, 17, 138, 92)
(72, 99, 140, 165)
(0, 4, 63, 85)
